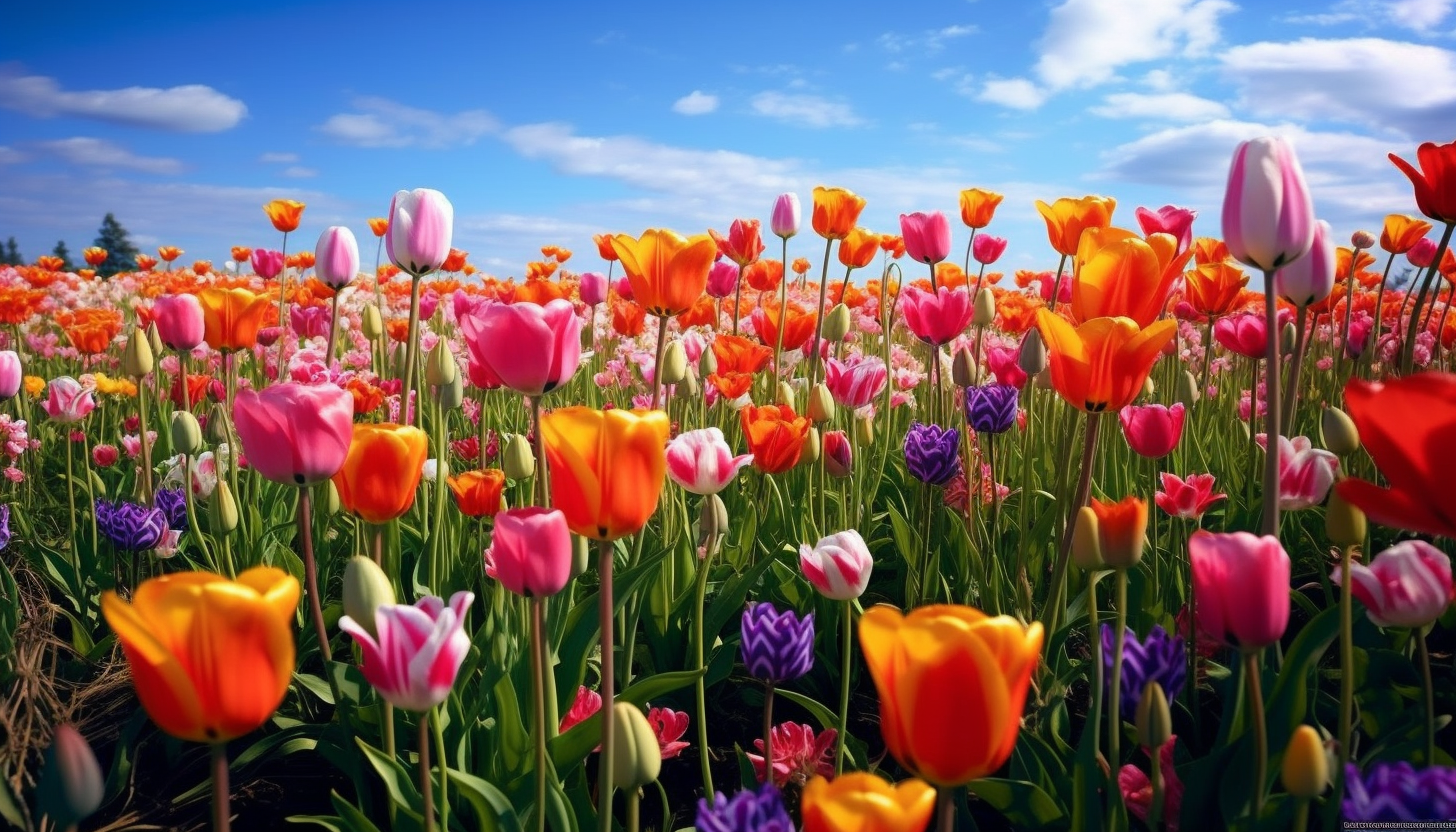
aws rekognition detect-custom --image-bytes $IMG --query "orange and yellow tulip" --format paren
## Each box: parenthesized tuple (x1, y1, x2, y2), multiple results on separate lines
(1380, 213, 1432, 255)
(263, 199, 305, 233)
(157, 246, 183, 263)
(542, 406, 669, 541)
(1071, 228, 1190, 327)
(101, 567, 300, 743)
(609, 229, 717, 317)
(958, 188, 1004, 230)
(1184, 262, 1250, 317)
(197, 287, 274, 352)
(740, 403, 811, 474)
(35, 255, 65, 272)
(593, 232, 619, 262)
(801, 772, 937, 832)
(838, 227, 880, 269)
(332, 423, 430, 524)
(1090, 496, 1148, 569)
(367, 217, 389, 238)
(231, 246, 252, 264)
(1191, 237, 1229, 266)
(1034, 195, 1117, 257)
(859, 604, 1042, 787)
(446, 469, 507, 518)
(1035, 310, 1176, 413)
(812, 187, 868, 241)
(82, 247, 108, 267)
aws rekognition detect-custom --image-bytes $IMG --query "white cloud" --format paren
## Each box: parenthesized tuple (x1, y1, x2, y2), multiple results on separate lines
(282, 166, 317, 179)
(1034, 0, 1237, 90)
(259, 152, 299, 164)
(37, 138, 184, 175)
(0, 146, 24, 165)
(1090, 92, 1231, 121)
(749, 92, 863, 127)
(672, 91, 719, 115)
(878, 24, 977, 54)
(1388, 0, 1454, 30)
(0, 69, 245, 132)
(316, 96, 498, 149)
(976, 77, 1048, 109)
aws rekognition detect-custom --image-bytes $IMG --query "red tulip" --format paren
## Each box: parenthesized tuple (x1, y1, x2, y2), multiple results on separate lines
(1119, 403, 1184, 459)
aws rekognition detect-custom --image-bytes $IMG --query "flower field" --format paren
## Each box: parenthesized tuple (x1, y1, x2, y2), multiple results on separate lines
(3, 137, 1456, 832)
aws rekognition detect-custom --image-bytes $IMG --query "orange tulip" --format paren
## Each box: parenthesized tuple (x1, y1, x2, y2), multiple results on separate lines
(442, 248, 468, 273)
(1379, 213, 1432, 255)
(0, 288, 44, 325)
(1184, 262, 1250, 317)
(1336, 246, 1376, 279)
(192, 260, 212, 276)
(77, 269, 96, 281)
(263, 199, 305, 233)
(197, 287, 274, 352)
(541, 406, 669, 541)
(752, 302, 817, 352)
(812, 186, 868, 241)
(82, 247, 108, 267)
(712, 333, 772, 374)
(1071, 228, 1190, 327)
(709, 371, 754, 400)
(801, 772, 937, 832)
(157, 246, 183, 262)
(135, 254, 159, 271)
(609, 229, 717, 317)
(58, 308, 123, 355)
(593, 233, 620, 262)
(231, 246, 253, 263)
(1191, 237, 1230, 266)
(958, 188, 1004, 229)
(611, 300, 646, 337)
(838, 227, 880, 269)
(676, 295, 718, 328)
(792, 257, 813, 276)
(1035, 310, 1176, 413)
(332, 423, 430, 524)
(367, 217, 389, 237)
(446, 469, 507, 518)
(101, 567, 300, 743)
(859, 604, 1042, 787)
(35, 255, 65, 271)
(880, 235, 906, 259)
(1034, 195, 1117, 257)
(1090, 496, 1148, 569)
(744, 258, 784, 292)
(995, 290, 1044, 335)
(740, 403, 811, 474)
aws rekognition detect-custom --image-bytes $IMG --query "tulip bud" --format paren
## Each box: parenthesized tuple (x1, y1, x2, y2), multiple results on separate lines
(1280, 321, 1297, 355)
(343, 555, 397, 638)
(1281, 724, 1329, 800)
(210, 479, 239, 533)
(88, 468, 106, 498)
(808, 383, 836, 423)
(1018, 329, 1047, 376)
(1071, 507, 1103, 571)
(1350, 230, 1376, 250)
(1034, 368, 1054, 390)
(658, 340, 688, 386)
(699, 493, 729, 545)
(800, 426, 821, 465)
(1176, 370, 1201, 406)
(571, 534, 590, 579)
(1325, 491, 1366, 547)
(854, 413, 874, 445)
(206, 402, 230, 445)
(425, 340, 457, 387)
(675, 370, 700, 400)
(121, 328, 154, 378)
(1142, 375, 1156, 399)
(822, 303, 852, 342)
(951, 348, 980, 388)
(423, 457, 448, 483)
(146, 322, 163, 359)
(611, 702, 662, 789)
(968, 289, 995, 328)
(437, 372, 465, 410)
(37, 725, 104, 831)
(170, 410, 202, 456)
(699, 347, 718, 378)
(1319, 405, 1360, 456)
(362, 304, 385, 340)
(320, 479, 342, 516)
(1135, 682, 1172, 752)
(503, 434, 535, 480)
(776, 381, 797, 409)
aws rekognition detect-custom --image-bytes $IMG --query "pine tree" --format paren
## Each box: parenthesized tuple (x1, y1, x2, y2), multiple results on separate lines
(92, 213, 139, 277)
(52, 240, 74, 272)
(2, 238, 20, 266)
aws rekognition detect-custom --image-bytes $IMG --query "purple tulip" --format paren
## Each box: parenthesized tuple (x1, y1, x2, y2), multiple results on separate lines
(386, 188, 454, 277)
(696, 783, 794, 832)
(1102, 624, 1186, 720)
(95, 499, 169, 553)
(1275, 219, 1335, 308)
(770, 193, 800, 239)
(579, 271, 608, 307)
(904, 422, 962, 486)
(153, 488, 188, 531)
(1344, 762, 1456, 821)
(251, 248, 284, 280)
(900, 211, 952, 265)
(740, 602, 814, 684)
(0, 504, 10, 552)
(314, 225, 360, 289)
(965, 384, 1019, 434)
(1221, 137, 1316, 272)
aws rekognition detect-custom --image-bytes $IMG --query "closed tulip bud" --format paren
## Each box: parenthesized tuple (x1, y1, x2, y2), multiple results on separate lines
(777, 381, 797, 409)
(658, 340, 688, 386)
(808, 383, 836, 423)
(121, 329, 154, 378)
(1325, 491, 1366, 547)
(170, 411, 202, 455)
(206, 402, 230, 445)
(362, 304, 384, 340)
(611, 702, 662, 789)
(1093, 496, 1147, 570)
(799, 426, 821, 465)
(699, 493, 729, 545)
(1135, 682, 1172, 751)
(952, 348, 980, 387)
(822, 303, 851, 342)
(1281, 321, 1297, 355)
(503, 434, 535, 480)
(1072, 506, 1104, 571)
(1018, 329, 1047, 376)
(855, 413, 874, 445)
(1176, 369, 1201, 405)
(320, 479, 342, 516)
(146, 322, 163, 359)
(1142, 375, 1156, 398)
(342, 555, 396, 639)
(1319, 405, 1360, 456)
(210, 480, 239, 533)
(437, 372, 465, 410)
(37, 725, 104, 830)
(699, 347, 718, 377)
(1351, 230, 1376, 250)
(88, 468, 106, 498)
(1282, 724, 1328, 800)
(425, 340, 457, 387)
(675, 370, 700, 399)
(973, 288, 997, 326)
(571, 534, 590, 578)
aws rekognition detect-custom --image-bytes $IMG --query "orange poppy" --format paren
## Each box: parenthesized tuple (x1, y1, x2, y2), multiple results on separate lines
(263, 199, 305, 233)
(541, 406, 669, 541)
(1035, 195, 1117, 257)
(609, 229, 717, 317)
(1035, 310, 1176, 413)
(446, 469, 507, 518)
(197, 287, 274, 352)
(812, 187, 868, 241)
(332, 423, 430, 524)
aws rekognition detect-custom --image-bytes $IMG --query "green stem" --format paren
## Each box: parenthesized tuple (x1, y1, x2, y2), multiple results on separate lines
(772, 236, 789, 376)
(761, 683, 775, 785)
(419, 714, 434, 832)
(936, 787, 955, 832)
(1148, 747, 1165, 830)
(694, 535, 716, 796)
(1339, 544, 1355, 768)
(597, 538, 616, 832)
(626, 789, 640, 832)
(1260, 270, 1281, 537)
(835, 599, 852, 775)
(1047, 254, 1068, 312)
(1044, 411, 1101, 641)
(1292, 798, 1309, 832)
(1402, 222, 1454, 373)
(808, 237, 835, 389)
(432, 704, 449, 832)
(1420, 628, 1436, 766)
(731, 263, 745, 337)
(402, 275, 424, 425)
(1281, 305, 1308, 436)
(1245, 650, 1268, 823)
(274, 231, 289, 373)
(1107, 569, 1128, 828)
(532, 597, 549, 832)
(1088, 571, 1104, 775)
(1016, 378, 1038, 620)
(327, 292, 341, 365)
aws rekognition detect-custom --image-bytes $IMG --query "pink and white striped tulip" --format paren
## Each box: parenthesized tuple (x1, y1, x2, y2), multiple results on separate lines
(1275, 219, 1335, 308)
(314, 226, 360, 289)
(42, 377, 96, 423)
(1334, 541, 1454, 629)
(386, 188, 454, 277)
(665, 427, 752, 495)
(1221, 137, 1316, 272)
(800, 530, 873, 600)
(339, 591, 475, 713)
(1257, 434, 1339, 510)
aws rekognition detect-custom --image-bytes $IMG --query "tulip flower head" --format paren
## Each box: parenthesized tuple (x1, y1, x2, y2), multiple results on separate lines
(95, 499, 169, 553)
(197, 287, 274, 352)
(339, 591, 474, 712)
(445, 468, 506, 517)
(799, 530, 873, 601)
(0, 351, 24, 400)
(542, 406, 670, 541)
(959, 188, 1004, 229)
(1380, 213, 1433, 255)
(1342, 762, 1456, 822)
(822, 430, 852, 478)
(1103, 624, 1186, 720)
(904, 422, 961, 486)
(1257, 434, 1339, 510)
(314, 226, 360, 289)
(486, 507, 573, 598)
(459, 298, 582, 397)
(1035, 195, 1117, 257)
(42, 377, 96, 423)
(1134, 204, 1197, 255)
(332, 423, 430, 524)
(748, 723, 837, 789)
(740, 602, 815, 684)
(965, 384, 1019, 434)
(696, 784, 794, 832)
(666, 427, 753, 495)
(1275, 219, 1335, 308)
(900, 211, 952, 266)
(972, 233, 1008, 265)
(263, 199, 305, 233)
(1035, 311, 1176, 413)
(1221, 137, 1316, 272)
(900, 285, 973, 346)
(811, 187, 868, 242)
(706, 260, 740, 299)
(771, 193, 801, 239)
(152, 294, 206, 351)
(1189, 531, 1290, 650)
(741, 404, 812, 475)
(233, 382, 354, 487)
(1389, 139, 1456, 224)
(1333, 540, 1454, 629)
(386, 188, 454, 277)
(713, 218, 765, 267)
(801, 773, 937, 832)
(824, 356, 887, 412)
(610, 228, 717, 317)
(1119, 402, 1185, 459)
(251, 249, 284, 280)
(1154, 472, 1226, 521)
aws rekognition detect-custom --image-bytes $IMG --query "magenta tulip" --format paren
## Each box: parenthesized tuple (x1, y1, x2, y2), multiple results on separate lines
(800, 530, 873, 601)
(1214, 311, 1277, 359)
(771, 193, 801, 239)
(579, 271, 609, 307)
(1334, 540, 1454, 629)
(823, 356, 887, 411)
(339, 591, 474, 712)
(42, 377, 96, 423)
(459, 298, 582, 397)
(1408, 237, 1438, 269)
(232, 382, 354, 486)
(0, 351, 22, 399)
(1119, 403, 1185, 459)
(1221, 137, 1316, 272)
(1154, 472, 1226, 521)
(486, 508, 573, 598)
(900, 285, 973, 346)
(900, 211, 952, 266)
(1190, 531, 1290, 650)
(972, 234, 1008, 265)
(386, 188, 454, 277)
(1135, 204, 1198, 255)
(314, 226, 360, 289)
(665, 427, 752, 495)
(706, 260, 739, 300)
(1275, 219, 1335, 308)
(152, 294, 205, 351)
(251, 248, 284, 281)
(823, 429, 852, 477)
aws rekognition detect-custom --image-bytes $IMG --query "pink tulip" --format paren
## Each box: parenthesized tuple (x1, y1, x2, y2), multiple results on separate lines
(0, 351, 21, 399)
(42, 377, 96, 423)
(799, 529, 873, 600)
(1190, 530, 1290, 650)
(613, 276, 634, 302)
(900, 211, 952, 265)
(1407, 237, 1437, 269)
(771, 193, 801, 239)
(1135, 205, 1198, 255)
(486, 508, 573, 598)
(665, 427, 752, 495)
(900, 285, 973, 346)
(647, 707, 691, 760)
(1154, 472, 1226, 521)
(706, 260, 739, 300)
(339, 591, 475, 712)
(972, 234, 1008, 265)
(1221, 137, 1316, 272)
(1275, 219, 1335, 308)
(1214, 312, 1276, 359)
(1119, 403, 1185, 459)
(314, 226, 360, 289)
(987, 345, 1028, 388)
(232, 382, 354, 486)
(152, 294, 205, 351)
(251, 248, 284, 280)
(579, 272, 608, 307)
(824, 356, 888, 411)
(823, 430, 852, 477)
(386, 188, 454, 277)
(459, 298, 582, 397)
(1334, 540, 1454, 628)
(1256, 434, 1338, 510)
(466, 355, 503, 391)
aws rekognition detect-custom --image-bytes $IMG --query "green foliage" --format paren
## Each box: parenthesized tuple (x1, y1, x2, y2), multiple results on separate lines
(91, 213, 139, 276)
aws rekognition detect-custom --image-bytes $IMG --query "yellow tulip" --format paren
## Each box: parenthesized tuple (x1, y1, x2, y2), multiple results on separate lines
(801, 772, 937, 832)
(609, 229, 717, 317)
(541, 406, 669, 540)
(1035, 310, 1176, 413)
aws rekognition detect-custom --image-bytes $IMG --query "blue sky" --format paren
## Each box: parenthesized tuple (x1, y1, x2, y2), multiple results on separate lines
(1, 0, 1453, 277)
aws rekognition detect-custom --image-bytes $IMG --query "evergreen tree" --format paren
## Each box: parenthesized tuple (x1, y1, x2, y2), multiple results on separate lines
(92, 213, 139, 277)
(52, 240, 74, 272)
(2, 237, 20, 266)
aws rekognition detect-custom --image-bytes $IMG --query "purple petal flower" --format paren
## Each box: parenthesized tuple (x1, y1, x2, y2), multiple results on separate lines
(94, 500, 168, 553)
(965, 384, 1019, 434)
(904, 422, 961, 486)
(1102, 624, 1186, 720)
(1344, 762, 1456, 821)
(740, 602, 815, 684)
(696, 783, 794, 832)
(0, 504, 10, 551)
(153, 488, 188, 532)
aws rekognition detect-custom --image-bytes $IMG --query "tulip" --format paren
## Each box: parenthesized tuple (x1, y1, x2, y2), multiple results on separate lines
(1134, 204, 1197, 255)
(1213, 311, 1278, 359)
(900, 211, 952, 266)
(1381, 213, 1433, 255)
(1102, 625, 1185, 720)
(135, 254, 159, 271)
(1119, 402, 1184, 458)
(459, 299, 582, 397)
(958, 188, 1004, 229)
(1221, 137, 1316, 272)
(101, 567, 300, 742)
(799, 530, 873, 601)
(838, 227, 880, 270)
(1333, 540, 1454, 629)
(386, 188, 454, 277)
(1389, 139, 1456, 224)
(486, 507, 573, 598)
(446, 469, 506, 517)
(801, 772, 937, 832)
(1035, 195, 1117, 257)
(972, 233, 1008, 265)
(823, 430, 852, 478)
(706, 260, 740, 300)
(859, 604, 1041, 787)
(339, 591, 474, 712)
(157, 246, 183, 263)
(1189, 531, 1290, 650)
(152, 294, 206, 351)
(900, 285, 973, 346)
(739, 403, 811, 475)
(1153, 472, 1225, 521)
(1184, 262, 1249, 317)
(964, 384, 1019, 434)
(315, 226, 360, 289)
(332, 423, 430, 524)
(741, 602, 815, 683)
(609, 228, 717, 317)
(263, 199, 305, 233)
(811, 187, 868, 241)
(342, 556, 396, 638)
(250, 248, 283, 280)
(1257, 434, 1338, 510)
(82, 246, 107, 267)
(666, 427, 753, 495)
(0, 351, 21, 399)
(579, 271, 608, 307)
(1090, 496, 1146, 570)
(198, 287, 273, 352)
(1035, 311, 1176, 413)
(1281, 725, 1328, 800)
(95, 499, 169, 552)
(232, 382, 354, 486)
(1276, 219, 1335, 308)
(903, 422, 961, 486)
(714, 218, 765, 267)
(42, 377, 96, 423)
(611, 703, 663, 789)
(697, 784, 794, 832)
(37, 724, 105, 830)
(772, 193, 801, 238)
(824, 357, 887, 411)
(1071, 230, 1189, 327)
(541, 406, 669, 541)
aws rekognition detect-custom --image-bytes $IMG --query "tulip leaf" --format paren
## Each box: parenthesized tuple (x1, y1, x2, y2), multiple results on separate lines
(774, 688, 838, 732)
(548, 668, 705, 770)
(353, 736, 422, 811)
(448, 766, 523, 832)
(0, 775, 25, 831)
(1265, 603, 1339, 753)
(886, 503, 919, 569)
(286, 814, 347, 831)
(703, 548, 782, 646)
(967, 777, 1065, 829)
(492, 674, 531, 775)
(330, 791, 386, 832)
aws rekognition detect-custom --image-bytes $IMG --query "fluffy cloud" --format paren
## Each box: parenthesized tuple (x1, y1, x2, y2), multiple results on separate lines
(749, 92, 863, 127)
(37, 137, 184, 175)
(672, 91, 719, 115)
(976, 77, 1048, 109)
(1034, 0, 1236, 90)
(0, 69, 245, 132)
(1388, 0, 1454, 30)
(317, 97, 498, 149)
(1090, 92, 1231, 121)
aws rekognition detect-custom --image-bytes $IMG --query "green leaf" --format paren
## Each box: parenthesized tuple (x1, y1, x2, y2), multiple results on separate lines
(774, 688, 838, 731)
(967, 778, 1066, 830)
(354, 736, 421, 812)
(448, 767, 523, 832)
(703, 549, 781, 646)
(492, 674, 531, 775)
(1266, 603, 1340, 753)
(330, 791, 386, 832)
(287, 814, 347, 831)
